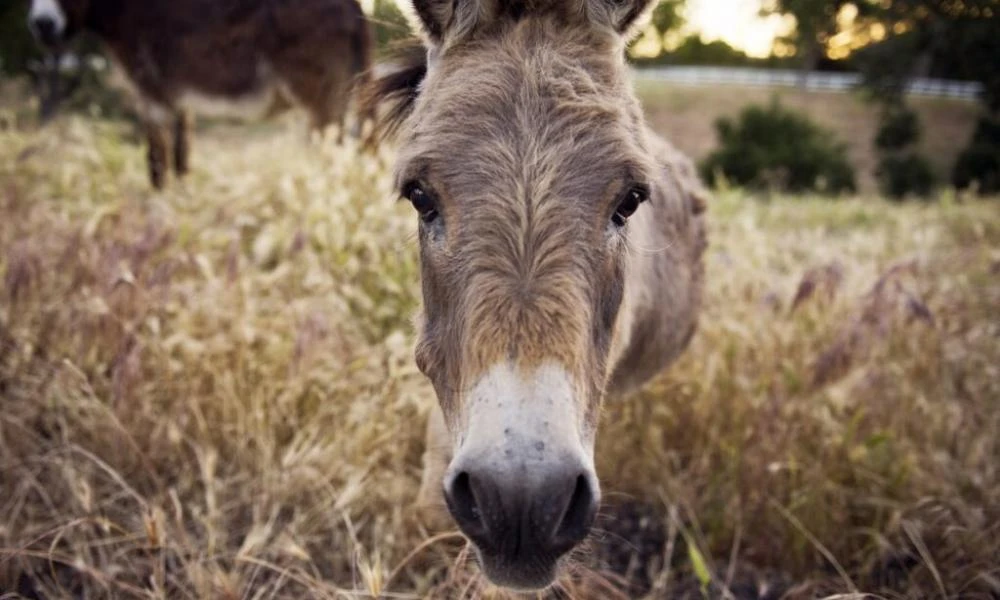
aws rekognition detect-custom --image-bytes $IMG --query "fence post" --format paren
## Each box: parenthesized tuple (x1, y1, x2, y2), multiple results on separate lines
(631, 66, 983, 100)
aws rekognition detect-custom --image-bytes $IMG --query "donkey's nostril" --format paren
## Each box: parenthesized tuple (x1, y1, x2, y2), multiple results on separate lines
(444, 471, 489, 542)
(443, 454, 599, 589)
(553, 474, 598, 546)
(448, 472, 478, 521)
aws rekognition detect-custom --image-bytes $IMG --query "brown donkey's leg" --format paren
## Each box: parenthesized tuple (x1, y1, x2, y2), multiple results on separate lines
(305, 75, 350, 143)
(417, 405, 453, 530)
(173, 109, 192, 178)
(330, 71, 354, 145)
(270, 47, 351, 143)
(145, 121, 169, 190)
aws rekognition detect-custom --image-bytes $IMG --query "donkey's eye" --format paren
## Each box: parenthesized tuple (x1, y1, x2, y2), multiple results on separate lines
(404, 182, 439, 223)
(612, 185, 649, 227)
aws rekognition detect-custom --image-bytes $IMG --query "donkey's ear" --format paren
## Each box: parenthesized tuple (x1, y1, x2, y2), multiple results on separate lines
(588, 0, 657, 36)
(410, 0, 490, 44)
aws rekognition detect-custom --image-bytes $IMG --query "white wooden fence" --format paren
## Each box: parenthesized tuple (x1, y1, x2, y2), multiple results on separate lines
(28, 55, 983, 102)
(633, 66, 983, 100)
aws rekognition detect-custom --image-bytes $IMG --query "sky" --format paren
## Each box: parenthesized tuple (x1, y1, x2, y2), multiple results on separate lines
(376, 0, 794, 59)
(683, 0, 793, 57)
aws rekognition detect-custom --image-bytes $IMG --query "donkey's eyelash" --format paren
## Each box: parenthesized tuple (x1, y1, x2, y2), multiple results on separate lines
(399, 178, 437, 200)
(402, 180, 442, 225)
(396, 158, 434, 197)
(621, 157, 656, 188)
(628, 181, 651, 198)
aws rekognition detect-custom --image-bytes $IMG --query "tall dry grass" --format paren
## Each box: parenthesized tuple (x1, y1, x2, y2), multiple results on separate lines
(0, 113, 997, 599)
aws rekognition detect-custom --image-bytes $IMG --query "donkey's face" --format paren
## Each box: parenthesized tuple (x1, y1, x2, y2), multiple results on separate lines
(396, 0, 657, 590)
(28, 0, 87, 48)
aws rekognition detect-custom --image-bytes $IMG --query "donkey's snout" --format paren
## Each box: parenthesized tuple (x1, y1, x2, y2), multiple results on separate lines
(443, 455, 599, 590)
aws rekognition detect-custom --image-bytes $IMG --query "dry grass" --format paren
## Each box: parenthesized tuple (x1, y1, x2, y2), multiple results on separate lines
(0, 109, 998, 599)
(636, 82, 983, 193)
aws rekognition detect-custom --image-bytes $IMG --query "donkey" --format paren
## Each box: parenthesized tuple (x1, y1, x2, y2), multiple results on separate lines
(365, 0, 709, 590)
(28, 0, 374, 189)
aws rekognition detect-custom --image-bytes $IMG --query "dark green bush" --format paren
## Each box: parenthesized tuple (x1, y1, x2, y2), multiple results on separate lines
(0, 2, 41, 75)
(952, 117, 1000, 195)
(700, 99, 856, 194)
(876, 153, 936, 199)
(869, 103, 936, 199)
(874, 107, 920, 151)
(371, 0, 411, 54)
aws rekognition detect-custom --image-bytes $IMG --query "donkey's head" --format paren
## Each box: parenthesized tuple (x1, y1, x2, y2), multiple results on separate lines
(379, 0, 660, 589)
(28, 0, 87, 48)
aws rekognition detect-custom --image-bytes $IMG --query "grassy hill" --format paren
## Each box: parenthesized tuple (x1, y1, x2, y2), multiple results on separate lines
(636, 81, 984, 194)
(0, 109, 997, 598)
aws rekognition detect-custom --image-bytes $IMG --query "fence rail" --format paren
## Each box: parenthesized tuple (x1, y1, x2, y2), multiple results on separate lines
(633, 66, 983, 100)
(30, 55, 983, 102)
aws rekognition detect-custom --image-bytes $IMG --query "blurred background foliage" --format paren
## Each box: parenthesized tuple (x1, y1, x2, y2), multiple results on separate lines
(701, 99, 857, 194)
(369, 0, 411, 52)
(1, 0, 997, 196)
(0, 1, 39, 75)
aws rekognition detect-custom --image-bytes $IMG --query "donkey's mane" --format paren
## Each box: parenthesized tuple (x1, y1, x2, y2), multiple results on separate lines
(361, 43, 428, 144)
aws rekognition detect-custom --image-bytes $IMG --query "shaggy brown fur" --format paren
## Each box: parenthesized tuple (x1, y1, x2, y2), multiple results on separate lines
(364, 0, 708, 583)
(33, 0, 374, 188)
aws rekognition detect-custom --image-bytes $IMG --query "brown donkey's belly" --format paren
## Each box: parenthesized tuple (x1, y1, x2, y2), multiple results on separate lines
(113, 60, 295, 124)
(173, 65, 296, 122)
(103, 29, 295, 124)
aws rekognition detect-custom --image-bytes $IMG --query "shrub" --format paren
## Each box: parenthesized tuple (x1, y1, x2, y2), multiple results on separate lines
(700, 99, 856, 194)
(0, 1, 41, 75)
(371, 0, 411, 53)
(876, 153, 935, 199)
(952, 117, 1000, 195)
(874, 107, 920, 151)
(870, 102, 936, 200)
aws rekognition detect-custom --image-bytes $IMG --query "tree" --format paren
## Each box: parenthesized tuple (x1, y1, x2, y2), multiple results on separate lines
(649, 0, 685, 40)
(855, 0, 998, 107)
(853, 0, 999, 195)
(762, 0, 875, 82)
(626, 0, 686, 60)
(669, 36, 754, 66)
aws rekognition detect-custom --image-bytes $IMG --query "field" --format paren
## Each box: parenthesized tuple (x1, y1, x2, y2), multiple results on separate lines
(1, 97, 999, 599)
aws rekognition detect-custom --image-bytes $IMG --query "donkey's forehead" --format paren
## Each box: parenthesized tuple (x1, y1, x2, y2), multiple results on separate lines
(412, 0, 656, 48)
(427, 18, 624, 102)
(397, 21, 650, 194)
